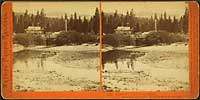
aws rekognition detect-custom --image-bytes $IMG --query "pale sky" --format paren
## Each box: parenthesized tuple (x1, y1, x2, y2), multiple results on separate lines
(13, 1, 187, 18)
(13, 1, 99, 18)
(102, 1, 188, 18)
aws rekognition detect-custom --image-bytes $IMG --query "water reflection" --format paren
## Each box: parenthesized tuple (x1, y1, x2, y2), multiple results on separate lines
(13, 50, 57, 70)
(102, 50, 145, 71)
(114, 60, 118, 69)
(24, 59, 28, 68)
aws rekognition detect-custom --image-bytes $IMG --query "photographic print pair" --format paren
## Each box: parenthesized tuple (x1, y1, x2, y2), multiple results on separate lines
(12, 1, 189, 92)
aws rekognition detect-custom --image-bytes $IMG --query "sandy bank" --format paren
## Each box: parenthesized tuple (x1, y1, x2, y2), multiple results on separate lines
(13, 44, 100, 92)
(26, 45, 100, 52)
(13, 44, 25, 52)
(103, 43, 189, 91)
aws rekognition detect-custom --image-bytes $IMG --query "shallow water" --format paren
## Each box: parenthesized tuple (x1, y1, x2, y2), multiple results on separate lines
(13, 50, 100, 91)
(102, 50, 145, 71)
(102, 48, 189, 91)
(13, 50, 57, 69)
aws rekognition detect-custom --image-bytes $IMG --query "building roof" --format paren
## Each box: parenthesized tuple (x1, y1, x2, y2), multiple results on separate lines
(26, 26, 43, 30)
(136, 31, 152, 39)
(141, 32, 151, 35)
(49, 31, 61, 38)
(52, 32, 61, 35)
(115, 26, 131, 31)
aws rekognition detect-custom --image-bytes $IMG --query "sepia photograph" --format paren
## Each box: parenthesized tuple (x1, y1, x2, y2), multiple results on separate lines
(102, 1, 189, 91)
(12, 1, 100, 91)
(1, 1, 199, 99)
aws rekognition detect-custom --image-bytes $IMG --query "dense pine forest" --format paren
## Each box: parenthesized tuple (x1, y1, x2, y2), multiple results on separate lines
(13, 7, 188, 47)
(13, 7, 188, 34)
(13, 8, 100, 34)
(102, 8, 188, 34)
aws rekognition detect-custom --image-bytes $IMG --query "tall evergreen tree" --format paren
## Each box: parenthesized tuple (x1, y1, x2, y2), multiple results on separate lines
(129, 9, 136, 29)
(73, 12, 78, 31)
(182, 8, 188, 33)
(102, 11, 107, 34)
(172, 16, 179, 33)
(77, 16, 83, 32)
(18, 15, 25, 33)
(69, 15, 74, 31)
(83, 16, 89, 34)
(60, 16, 65, 31)
(88, 16, 93, 33)
(124, 11, 130, 26)
(23, 9, 30, 29)
(163, 12, 168, 31)
(40, 8, 46, 29)
(167, 16, 173, 32)
(113, 10, 120, 30)
(149, 16, 154, 31)
(158, 14, 164, 31)
(93, 7, 100, 34)
(35, 10, 40, 26)
(13, 12, 17, 32)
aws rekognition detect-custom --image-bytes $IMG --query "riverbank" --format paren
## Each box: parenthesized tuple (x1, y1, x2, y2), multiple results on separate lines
(13, 44, 100, 91)
(102, 42, 189, 91)
(13, 44, 25, 52)
(13, 43, 100, 52)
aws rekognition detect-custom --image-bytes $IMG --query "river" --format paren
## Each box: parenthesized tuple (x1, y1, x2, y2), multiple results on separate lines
(13, 50, 100, 91)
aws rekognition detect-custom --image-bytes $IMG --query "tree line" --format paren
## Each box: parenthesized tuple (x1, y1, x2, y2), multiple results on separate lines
(13, 7, 188, 35)
(102, 8, 188, 34)
(13, 8, 100, 34)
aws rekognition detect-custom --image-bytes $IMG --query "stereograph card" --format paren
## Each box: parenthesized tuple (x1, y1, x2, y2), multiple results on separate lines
(1, 1, 199, 99)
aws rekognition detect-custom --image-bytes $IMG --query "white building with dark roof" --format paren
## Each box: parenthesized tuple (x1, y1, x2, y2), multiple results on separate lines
(25, 26, 44, 35)
(114, 26, 132, 35)
(47, 31, 61, 39)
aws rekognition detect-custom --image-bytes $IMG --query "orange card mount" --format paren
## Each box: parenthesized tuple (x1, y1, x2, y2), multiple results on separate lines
(1, 1, 199, 99)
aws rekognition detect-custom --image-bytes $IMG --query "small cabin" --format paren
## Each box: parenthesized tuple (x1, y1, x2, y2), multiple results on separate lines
(114, 26, 132, 35)
(25, 26, 44, 35)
